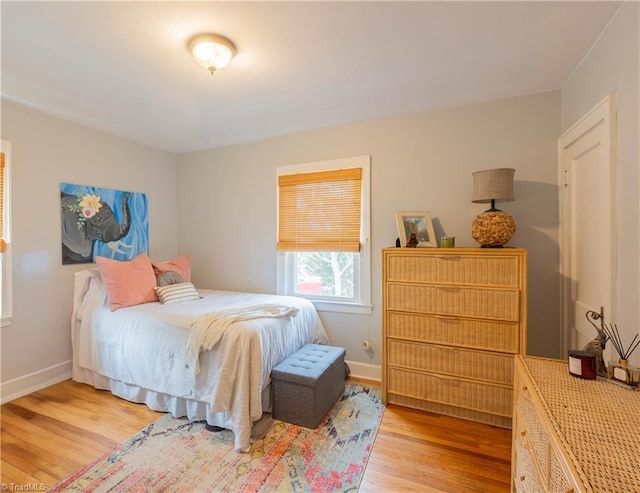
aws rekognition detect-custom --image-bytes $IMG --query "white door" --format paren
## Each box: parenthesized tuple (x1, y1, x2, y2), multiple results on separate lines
(558, 94, 617, 357)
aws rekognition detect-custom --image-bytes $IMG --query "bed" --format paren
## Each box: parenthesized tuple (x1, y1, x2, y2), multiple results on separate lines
(71, 262, 329, 452)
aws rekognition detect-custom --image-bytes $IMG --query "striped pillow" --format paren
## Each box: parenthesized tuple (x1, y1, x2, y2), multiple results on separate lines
(154, 282, 201, 304)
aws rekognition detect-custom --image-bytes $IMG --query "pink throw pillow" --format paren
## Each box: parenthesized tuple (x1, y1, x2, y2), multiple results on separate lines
(152, 254, 192, 282)
(96, 252, 158, 311)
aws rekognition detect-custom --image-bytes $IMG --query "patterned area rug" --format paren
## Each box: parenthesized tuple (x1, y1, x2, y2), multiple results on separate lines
(49, 383, 383, 493)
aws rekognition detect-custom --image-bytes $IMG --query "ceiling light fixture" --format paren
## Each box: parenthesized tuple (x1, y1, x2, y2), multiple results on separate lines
(188, 33, 236, 76)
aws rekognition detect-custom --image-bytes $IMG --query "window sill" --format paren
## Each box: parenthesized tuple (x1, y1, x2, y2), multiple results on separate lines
(309, 300, 372, 315)
(1, 317, 13, 328)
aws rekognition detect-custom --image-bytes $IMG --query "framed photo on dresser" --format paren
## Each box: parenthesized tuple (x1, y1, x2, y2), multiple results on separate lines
(395, 211, 437, 247)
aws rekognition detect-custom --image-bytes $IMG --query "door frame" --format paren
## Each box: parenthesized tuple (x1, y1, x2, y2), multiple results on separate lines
(557, 93, 617, 357)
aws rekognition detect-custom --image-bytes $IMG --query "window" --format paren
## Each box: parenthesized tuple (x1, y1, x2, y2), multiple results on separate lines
(0, 140, 12, 326)
(276, 155, 371, 314)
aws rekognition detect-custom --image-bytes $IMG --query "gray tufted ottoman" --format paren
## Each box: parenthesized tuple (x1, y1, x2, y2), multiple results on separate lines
(271, 343, 346, 429)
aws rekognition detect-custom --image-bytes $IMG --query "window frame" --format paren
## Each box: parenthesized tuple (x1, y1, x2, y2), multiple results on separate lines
(1, 140, 13, 327)
(276, 155, 371, 315)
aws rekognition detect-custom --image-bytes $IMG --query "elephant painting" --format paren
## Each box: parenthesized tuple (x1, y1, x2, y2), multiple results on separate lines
(60, 183, 149, 265)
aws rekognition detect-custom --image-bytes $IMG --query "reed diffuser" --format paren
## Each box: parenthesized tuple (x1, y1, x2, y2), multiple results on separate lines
(601, 322, 640, 388)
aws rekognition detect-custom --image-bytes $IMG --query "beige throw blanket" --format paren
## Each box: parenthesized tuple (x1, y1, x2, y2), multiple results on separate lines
(188, 304, 299, 451)
(188, 304, 300, 375)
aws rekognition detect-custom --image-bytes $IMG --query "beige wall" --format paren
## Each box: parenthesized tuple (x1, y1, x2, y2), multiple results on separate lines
(178, 91, 562, 370)
(0, 100, 179, 398)
(561, 2, 639, 366)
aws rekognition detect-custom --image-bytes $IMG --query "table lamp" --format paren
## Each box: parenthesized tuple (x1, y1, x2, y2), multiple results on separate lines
(471, 168, 516, 247)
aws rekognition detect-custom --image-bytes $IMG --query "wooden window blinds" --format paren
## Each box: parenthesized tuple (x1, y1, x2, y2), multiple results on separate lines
(277, 167, 362, 252)
(0, 152, 5, 253)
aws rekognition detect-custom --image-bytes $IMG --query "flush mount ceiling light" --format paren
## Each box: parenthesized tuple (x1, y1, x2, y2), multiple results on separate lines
(188, 33, 236, 76)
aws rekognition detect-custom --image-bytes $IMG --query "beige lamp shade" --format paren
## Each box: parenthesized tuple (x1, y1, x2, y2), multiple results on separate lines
(471, 168, 516, 247)
(472, 168, 515, 204)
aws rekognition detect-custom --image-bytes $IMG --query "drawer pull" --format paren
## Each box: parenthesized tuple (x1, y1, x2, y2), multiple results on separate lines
(434, 345, 460, 354)
(518, 427, 532, 450)
(428, 373, 462, 386)
(520, 386, 533, 402)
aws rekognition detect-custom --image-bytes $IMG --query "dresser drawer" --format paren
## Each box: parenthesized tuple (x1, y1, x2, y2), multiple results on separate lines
(386, 253, 521, 287)
(388, 367, 513, 417)
(388, 340, 514, 385)
(517, 384, 550, 481)
(387, 283, 520, 322)
(514, 433, 544, 493)
(549, 452, 575, 492)
(387, 312, 519, 353)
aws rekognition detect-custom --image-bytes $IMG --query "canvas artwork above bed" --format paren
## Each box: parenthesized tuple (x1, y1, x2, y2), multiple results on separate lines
(60, 182, 148, 265)
(72, 253, 329, 452)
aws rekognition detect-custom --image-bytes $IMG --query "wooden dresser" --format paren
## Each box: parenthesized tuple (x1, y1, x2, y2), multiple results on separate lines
(512, 356, 640, 493)
(382, 247, 527, 428)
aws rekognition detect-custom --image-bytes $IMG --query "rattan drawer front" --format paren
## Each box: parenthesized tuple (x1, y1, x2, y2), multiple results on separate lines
(386, 254, 520, 287)
(549, 450, 575, 493)
(517, 386, 550, 482)
(387, 312, 519, 353)
(387, 393, 512, 428)
(388, 367, 512, 417)
(387, 283, 520, 322)
(388, 340, 514, 385)
(514, 434, 544, 493)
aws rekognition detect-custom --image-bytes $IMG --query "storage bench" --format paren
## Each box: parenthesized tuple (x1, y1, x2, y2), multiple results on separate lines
(271, 344, 346, 429)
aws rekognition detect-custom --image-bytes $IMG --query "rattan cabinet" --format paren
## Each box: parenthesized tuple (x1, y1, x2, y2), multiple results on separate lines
(512, 356, 640, 493)
(382, 247, 527, 428)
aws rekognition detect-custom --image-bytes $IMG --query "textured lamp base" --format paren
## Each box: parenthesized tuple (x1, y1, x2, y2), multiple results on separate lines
(472, 210, 516, 247)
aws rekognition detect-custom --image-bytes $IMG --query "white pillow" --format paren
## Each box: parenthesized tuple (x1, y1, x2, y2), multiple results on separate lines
(154, 282, 201, 304)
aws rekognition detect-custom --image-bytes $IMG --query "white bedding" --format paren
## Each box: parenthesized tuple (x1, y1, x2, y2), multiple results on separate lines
(71, 268, 329, 452)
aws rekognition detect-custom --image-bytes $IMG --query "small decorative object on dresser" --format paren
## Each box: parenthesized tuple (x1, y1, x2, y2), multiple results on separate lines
(567, 350, 597, 379)
(600, 321, 640, 387)
(395, 211, 437, 248)
(578, 307, 608, 377)
(382, 247, 527, 428)
(440, 236, 455, 248)
(608, 358, 640, 387)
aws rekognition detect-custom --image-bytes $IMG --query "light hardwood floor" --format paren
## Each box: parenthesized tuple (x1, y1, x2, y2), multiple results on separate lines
(1, 378, 512, 492)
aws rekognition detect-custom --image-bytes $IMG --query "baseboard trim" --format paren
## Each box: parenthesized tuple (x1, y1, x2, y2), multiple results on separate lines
(1, 360, 72, 404)
(345, 360, 381, 382)
(0, 359, 378, 404)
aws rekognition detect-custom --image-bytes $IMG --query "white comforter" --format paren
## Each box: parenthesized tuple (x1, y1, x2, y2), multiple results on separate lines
(72, 269, 329, 451)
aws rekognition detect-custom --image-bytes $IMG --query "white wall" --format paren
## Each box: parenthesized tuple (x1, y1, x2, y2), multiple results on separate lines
(0, 100, 179, 400)
(561, 2, 639, 366)
(178, 91, 562, 373)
